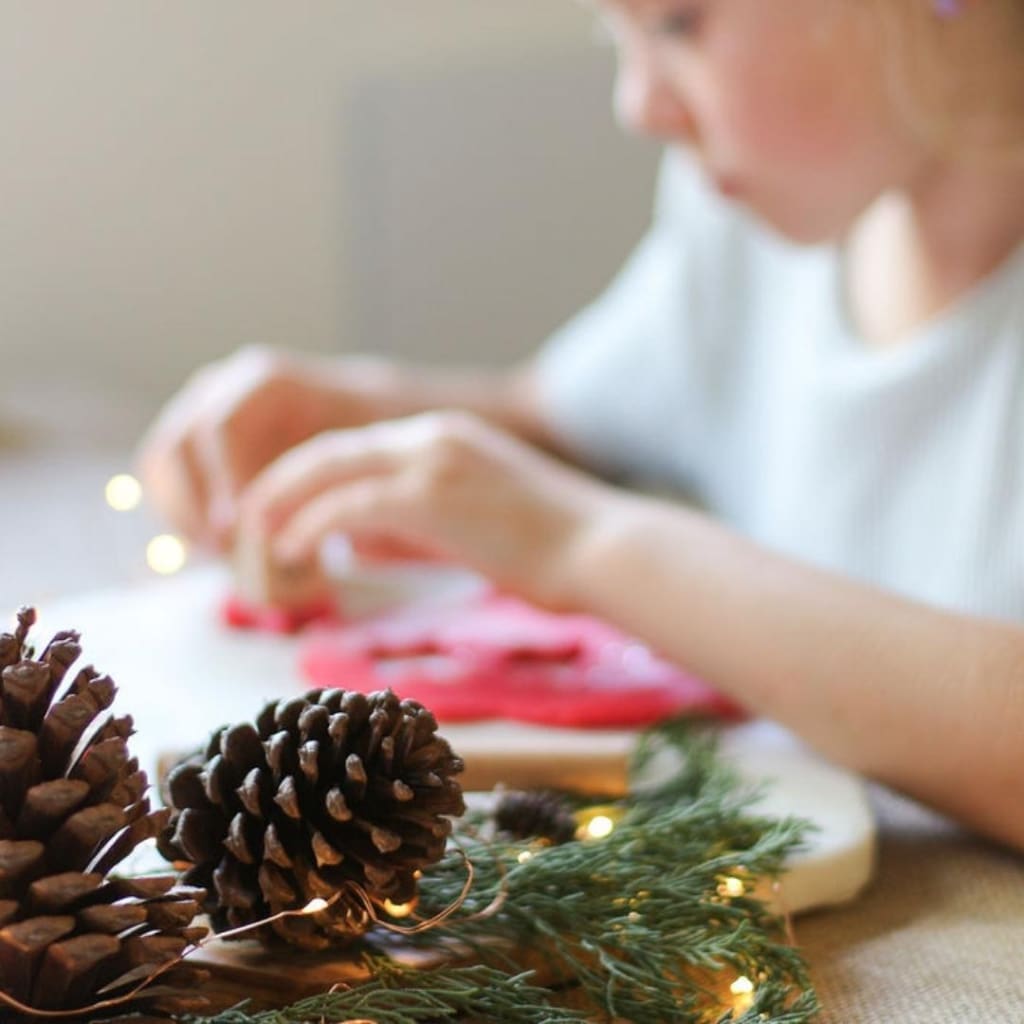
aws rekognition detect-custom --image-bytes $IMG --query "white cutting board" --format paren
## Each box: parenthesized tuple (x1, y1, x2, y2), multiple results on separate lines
(31, 566, 875, 915)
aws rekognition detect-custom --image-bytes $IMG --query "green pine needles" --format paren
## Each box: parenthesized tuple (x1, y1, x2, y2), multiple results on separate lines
(189, 723, 820, 1024)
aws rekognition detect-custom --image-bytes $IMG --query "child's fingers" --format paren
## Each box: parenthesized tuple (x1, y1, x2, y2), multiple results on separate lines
(138, 364, 234, 546)
(347, 535, 441, 563)
(192, 419, 241, 544)
(149, 439, 212, 545)
(242, 427, 408, 538)
(272, 477, 437, 567)
(136, 412, 219, 547)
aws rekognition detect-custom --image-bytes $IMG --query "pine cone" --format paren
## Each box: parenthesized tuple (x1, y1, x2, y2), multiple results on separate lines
(494, 790, 578, 845)
(0, 608, 207, 1019)
(158, 688, 465, 950)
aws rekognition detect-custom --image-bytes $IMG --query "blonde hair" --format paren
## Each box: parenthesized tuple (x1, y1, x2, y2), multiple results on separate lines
(877, 0, 1024, 159)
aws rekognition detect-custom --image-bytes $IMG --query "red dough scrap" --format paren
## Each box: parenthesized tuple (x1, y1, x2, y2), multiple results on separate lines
(298, 595, 744, 728)
(221, 593, 340, 634)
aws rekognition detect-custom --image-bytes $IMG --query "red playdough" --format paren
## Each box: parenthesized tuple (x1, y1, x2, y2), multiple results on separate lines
(299, 596, 743, 728)
(221, 594, 339, 634)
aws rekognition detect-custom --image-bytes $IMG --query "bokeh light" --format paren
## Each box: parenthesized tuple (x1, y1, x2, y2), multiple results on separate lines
(146, 534, 187, 575)
(105, 473, 142, 512)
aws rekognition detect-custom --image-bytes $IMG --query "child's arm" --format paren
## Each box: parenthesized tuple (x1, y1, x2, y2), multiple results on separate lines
(568, 495, 1024, 853)
(241, 410, 1024, 852)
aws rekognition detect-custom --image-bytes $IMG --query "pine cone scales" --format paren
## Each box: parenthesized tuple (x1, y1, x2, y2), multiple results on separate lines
(494, 790, 578, 846)
(159, 688, 465, 949)
(0, 608, 206, 1018)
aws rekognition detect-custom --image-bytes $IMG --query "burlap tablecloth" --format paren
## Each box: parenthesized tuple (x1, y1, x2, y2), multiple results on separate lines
(798, 786, 1024, 1022)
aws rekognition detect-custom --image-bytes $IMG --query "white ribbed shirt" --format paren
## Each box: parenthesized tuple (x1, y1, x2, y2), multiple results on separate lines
(537, 153, 1024, 621)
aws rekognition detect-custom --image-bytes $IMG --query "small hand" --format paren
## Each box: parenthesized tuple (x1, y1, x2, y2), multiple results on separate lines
(239, 411, 615, 609)
(137, 346, 391, 548)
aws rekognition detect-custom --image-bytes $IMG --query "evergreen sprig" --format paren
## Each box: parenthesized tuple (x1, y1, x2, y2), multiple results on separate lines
(187, 963, 587, 1024)
(187, 722, 821, 1024)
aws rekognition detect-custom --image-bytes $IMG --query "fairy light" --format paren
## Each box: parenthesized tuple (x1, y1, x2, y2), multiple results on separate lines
(574, 805, 625, 841)
(517, 850, 534, 864)
(301, 898, 329, 914)
(146, 534, 187, 575)
(718, 875, 746, 899)
(585, 815, 615, 839)
(382, 899, 415, 919)
(730, 974, 756, 1014)
(104, 473, 142, 512)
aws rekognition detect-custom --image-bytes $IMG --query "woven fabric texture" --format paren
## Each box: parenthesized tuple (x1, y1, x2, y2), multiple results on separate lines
(800, 786, 1024, 1022)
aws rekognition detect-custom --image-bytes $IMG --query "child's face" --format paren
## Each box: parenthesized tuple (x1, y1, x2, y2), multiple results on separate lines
(598, 0, 926, 242)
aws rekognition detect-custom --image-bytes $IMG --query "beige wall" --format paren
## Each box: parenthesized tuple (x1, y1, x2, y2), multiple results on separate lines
(1, 2, 658, 441)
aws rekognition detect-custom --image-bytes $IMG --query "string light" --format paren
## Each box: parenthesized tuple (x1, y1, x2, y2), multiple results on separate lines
(517, 850, 534, 864)
(717, 875, 746, 899)
(730, 974, 755, 1014)
(146, 534, 187, 575)
(584, 815, 615, 839)
(104, 474, 142, 512)
(382, 899, 415, 919)
(575, 805, 625, 841)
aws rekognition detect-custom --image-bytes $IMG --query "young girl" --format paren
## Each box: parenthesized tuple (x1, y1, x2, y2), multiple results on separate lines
(141, 0, 1024, 851)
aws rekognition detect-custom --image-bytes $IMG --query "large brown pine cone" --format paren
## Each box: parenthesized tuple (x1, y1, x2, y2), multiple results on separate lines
(158, 688, 465, 950)
(0, 608, 207, 1019)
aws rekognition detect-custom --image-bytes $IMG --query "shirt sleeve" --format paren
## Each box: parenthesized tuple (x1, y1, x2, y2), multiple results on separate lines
(532, 151, 718, 488)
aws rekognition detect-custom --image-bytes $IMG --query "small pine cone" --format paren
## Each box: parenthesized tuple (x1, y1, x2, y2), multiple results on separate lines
(158, 688, 465, 950)
(494, 790, 578, 845)
(0, 608, 207, 1020)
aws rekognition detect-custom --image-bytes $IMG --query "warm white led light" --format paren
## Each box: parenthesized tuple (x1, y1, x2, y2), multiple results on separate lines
(718, 876, 745, 899)
(730, 974, 756, 1013)
(146, 534, 187, 575)
(302, 898, 329, 915)
(383, 899, 415, 919)
(105, 474, 142, 512)
(584, 814, 616, 840)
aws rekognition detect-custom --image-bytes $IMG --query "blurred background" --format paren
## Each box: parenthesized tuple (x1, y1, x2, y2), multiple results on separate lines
(0, 1, 659, 609)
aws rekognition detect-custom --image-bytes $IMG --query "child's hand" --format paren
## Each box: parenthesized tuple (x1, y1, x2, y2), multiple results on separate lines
(138, 346, 396, 548)
(238, 411, 615, 609)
